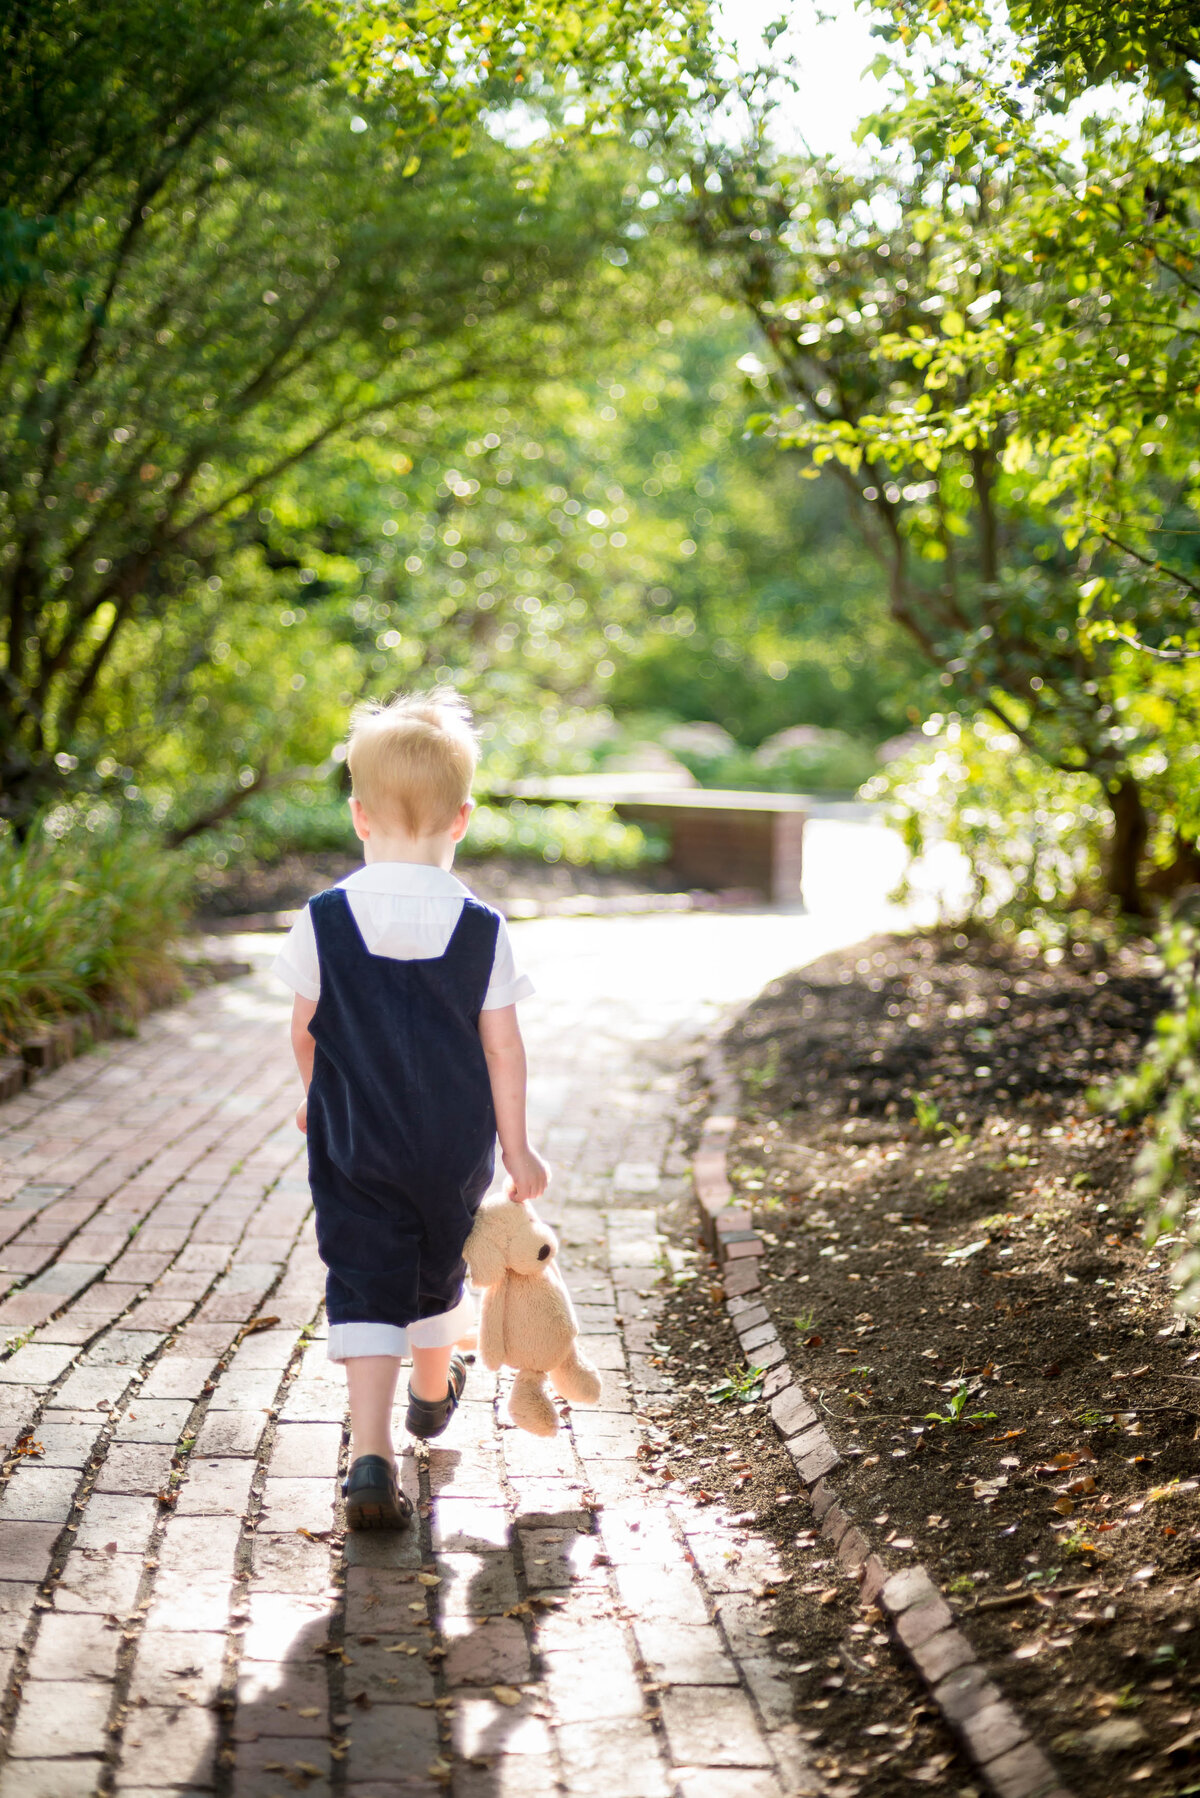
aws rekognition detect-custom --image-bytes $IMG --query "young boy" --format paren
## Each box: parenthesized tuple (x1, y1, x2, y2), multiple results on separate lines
(273, 690, 548, 1529)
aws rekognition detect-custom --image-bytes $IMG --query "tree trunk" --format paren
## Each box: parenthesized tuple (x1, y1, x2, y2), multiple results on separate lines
(0, 745, 53, 838)
(1105, 774, 1150, 916)
(166, 767, 271, 847)
(1143, 833, 1200, 899)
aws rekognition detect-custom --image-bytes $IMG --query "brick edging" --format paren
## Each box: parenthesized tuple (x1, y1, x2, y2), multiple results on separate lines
(691, 1046, 1074, 1798)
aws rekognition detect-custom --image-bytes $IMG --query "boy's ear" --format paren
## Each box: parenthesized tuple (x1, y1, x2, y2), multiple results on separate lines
(449, 798, 474, 843)
(349, 796, 370, 843)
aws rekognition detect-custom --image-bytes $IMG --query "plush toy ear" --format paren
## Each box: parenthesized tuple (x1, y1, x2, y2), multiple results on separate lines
(463, 1205, 511, 1289)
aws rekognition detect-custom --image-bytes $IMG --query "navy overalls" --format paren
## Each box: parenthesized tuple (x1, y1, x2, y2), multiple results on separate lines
(305, 887, 500, 1330)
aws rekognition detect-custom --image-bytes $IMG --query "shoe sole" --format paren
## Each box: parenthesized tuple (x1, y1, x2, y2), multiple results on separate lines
(344, 1491, 412, 1531)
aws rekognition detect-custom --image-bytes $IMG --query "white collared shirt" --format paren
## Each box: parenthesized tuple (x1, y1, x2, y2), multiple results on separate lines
(271, 861, 533, 1010)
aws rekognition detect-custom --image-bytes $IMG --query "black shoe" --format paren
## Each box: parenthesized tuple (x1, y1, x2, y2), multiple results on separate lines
(405, 1351, 468, 1441)
(342, 1455, 413, 1531)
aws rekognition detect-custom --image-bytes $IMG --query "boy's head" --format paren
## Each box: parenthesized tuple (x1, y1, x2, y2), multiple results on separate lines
(346, 688, 478, 839)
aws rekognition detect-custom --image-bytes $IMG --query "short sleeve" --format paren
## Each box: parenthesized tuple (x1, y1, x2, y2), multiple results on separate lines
(271, 904, 321, 1000)
(481, 916, 534, 1010)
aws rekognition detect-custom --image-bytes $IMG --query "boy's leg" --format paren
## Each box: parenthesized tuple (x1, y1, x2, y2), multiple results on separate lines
(409, 1343, 454, 1404)
(344, 1355, 403, 1462)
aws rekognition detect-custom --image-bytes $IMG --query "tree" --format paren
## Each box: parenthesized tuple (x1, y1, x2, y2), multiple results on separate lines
(0, 0, 710, 829)
(674, 27, 1200, 913)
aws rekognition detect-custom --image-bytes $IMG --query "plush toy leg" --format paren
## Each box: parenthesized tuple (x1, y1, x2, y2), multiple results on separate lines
(507, 1369, 560, 1437)
(550, 1343, 602, 1408)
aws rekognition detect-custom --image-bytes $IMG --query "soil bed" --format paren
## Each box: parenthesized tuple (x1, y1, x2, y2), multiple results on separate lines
(690, 928, 1199, 1796)
(651, 1171, 980, 1795)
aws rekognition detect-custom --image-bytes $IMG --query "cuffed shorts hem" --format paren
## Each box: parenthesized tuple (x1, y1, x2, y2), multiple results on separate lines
(326, 1286, 475, 1363)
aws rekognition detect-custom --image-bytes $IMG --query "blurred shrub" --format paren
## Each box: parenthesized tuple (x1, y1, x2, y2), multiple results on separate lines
(670, 725, 878, 795)
(462, 801, 664, 867)
(1100, 907, 1200, 1316)
(189, 785, 663, 871)
(0, 818, 191, 1049)
(197, 790, 357, 867)
(867, 717, 1110, 937)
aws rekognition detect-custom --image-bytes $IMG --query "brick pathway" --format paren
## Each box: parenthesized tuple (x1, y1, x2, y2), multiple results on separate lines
(0, 834, 932, 1798)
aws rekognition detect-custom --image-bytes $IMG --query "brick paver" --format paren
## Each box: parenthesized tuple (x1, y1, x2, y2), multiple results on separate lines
(0, 850, 931, 1796)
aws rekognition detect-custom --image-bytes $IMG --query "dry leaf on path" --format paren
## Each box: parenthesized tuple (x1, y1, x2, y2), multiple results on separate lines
(492, 1686, 523, 1706)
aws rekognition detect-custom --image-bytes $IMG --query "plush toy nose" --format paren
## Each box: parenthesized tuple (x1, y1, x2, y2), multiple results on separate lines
(537, 1244, 551, 1261)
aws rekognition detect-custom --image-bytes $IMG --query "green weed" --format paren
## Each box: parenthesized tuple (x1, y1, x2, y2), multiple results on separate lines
(707, 1363, 765, 1404)
(924, 1381, 998, 1429)
(743, 1043, 781, 1094)
(912, 1092, 943, 1137)
(912, 1093, 970, 1152)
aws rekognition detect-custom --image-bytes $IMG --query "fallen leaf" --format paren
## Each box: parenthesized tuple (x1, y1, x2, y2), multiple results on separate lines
(295, 1528, 331, 1542)
(296, 1707, 321, 1719)
(416, 1572, 441, 1588)
(241, 1315, 281, 1337)
(804, 1334, 824, 1348)
(818, 1588, 839, 1606)
(1041, 1361, 1062, 1379)
(1053, 1496, 1075, 1516)
(492, 1686, 523, 1706)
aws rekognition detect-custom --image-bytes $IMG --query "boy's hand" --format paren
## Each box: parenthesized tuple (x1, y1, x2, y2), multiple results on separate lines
(502, 1144, 549, 1203)
(295, 1099, 307, 1134)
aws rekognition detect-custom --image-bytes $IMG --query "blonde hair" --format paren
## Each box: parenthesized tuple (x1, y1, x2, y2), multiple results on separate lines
(346, 688, 478, 837)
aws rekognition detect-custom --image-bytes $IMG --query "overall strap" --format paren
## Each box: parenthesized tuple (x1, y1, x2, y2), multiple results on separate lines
(439, 899, 501, 1017)
(309, 887, 359, 941)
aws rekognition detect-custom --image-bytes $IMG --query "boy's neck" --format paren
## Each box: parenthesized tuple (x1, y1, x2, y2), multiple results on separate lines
(363, 832, 457, 871)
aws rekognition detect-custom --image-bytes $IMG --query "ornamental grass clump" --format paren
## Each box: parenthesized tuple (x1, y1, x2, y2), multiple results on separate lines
(0, 819, 191, 1050)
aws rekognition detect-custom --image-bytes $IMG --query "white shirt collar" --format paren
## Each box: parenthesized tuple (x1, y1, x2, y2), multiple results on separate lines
(338, 861, 472, 898)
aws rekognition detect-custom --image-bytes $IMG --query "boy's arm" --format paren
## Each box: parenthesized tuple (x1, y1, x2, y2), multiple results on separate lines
(478, 1004, 549, 1202)
(290, 995, 318, 1132)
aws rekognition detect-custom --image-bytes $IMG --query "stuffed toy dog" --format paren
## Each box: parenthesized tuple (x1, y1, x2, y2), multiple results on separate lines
(463, 1197, 602, 1436)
